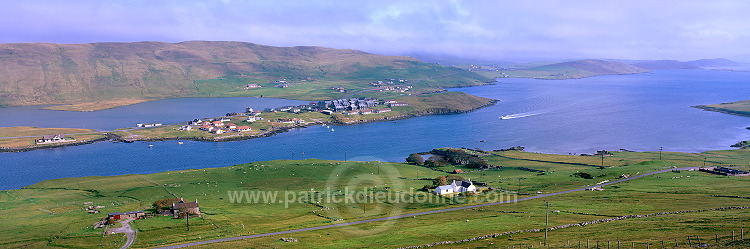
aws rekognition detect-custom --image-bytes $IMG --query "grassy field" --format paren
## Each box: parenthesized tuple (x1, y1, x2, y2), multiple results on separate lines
(0, 126, 104, 148)
(42, 99, 158, 112)
(2, 148, 750, 248)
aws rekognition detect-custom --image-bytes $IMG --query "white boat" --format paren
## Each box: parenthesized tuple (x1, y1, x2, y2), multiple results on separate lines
(178, 142, 183, 145)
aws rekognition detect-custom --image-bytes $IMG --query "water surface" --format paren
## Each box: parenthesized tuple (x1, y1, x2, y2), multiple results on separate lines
(1, 69, 749, 189)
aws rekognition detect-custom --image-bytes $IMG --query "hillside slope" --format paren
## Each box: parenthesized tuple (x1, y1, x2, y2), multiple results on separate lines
(504, 59, 648, 79)
(0, 41, 489, 107)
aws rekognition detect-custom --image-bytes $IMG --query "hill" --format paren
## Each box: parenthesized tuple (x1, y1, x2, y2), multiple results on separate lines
(0, 41, 490, 108)
(632, 59, 702, 70)
(504, 59, 648, 79)
(687, 58, 741, 67)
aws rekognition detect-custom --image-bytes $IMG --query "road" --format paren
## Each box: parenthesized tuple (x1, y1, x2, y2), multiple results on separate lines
(155, 167, 697, 249)
(106, 219, 137, 249)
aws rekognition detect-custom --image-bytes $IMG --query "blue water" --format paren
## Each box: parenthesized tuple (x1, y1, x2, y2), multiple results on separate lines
(1, 69, 749, 189)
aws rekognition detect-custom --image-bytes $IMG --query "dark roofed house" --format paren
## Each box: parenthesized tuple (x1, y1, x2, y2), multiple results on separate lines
(164, 198, 201, 218)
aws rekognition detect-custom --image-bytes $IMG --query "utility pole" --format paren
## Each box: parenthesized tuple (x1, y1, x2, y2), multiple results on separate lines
(186, 211, 190, 231)
(518, 178, 522, 194)
(544, 201, 550, 247)
(659, 147, 663, 160)
(601, 152, 604, 167)
(703, 157, 707, 167)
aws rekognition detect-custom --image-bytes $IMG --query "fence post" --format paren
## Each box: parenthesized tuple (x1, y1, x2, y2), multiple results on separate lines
(661, 240, 664, 249)
(733, 230, 735, 241)
(631, 241, 634, 248)
(716, 233, 719, 243)
(617, 240, 621, 249)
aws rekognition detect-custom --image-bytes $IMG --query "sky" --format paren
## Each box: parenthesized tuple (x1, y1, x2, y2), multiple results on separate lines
(2, 0, 749, 61)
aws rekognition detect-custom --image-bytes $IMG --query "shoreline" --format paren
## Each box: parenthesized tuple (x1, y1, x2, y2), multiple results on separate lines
(693, 105, 750, 118)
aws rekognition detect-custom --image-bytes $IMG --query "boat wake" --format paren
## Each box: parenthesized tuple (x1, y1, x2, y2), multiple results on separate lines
(499, 112, 543, 120)
(500, 98, 596, 120)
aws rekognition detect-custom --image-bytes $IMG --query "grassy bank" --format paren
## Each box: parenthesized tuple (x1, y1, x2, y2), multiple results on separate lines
(2, 148, 750, 248)
(695, 100, 750, 118)
(42, 99, 157, 112)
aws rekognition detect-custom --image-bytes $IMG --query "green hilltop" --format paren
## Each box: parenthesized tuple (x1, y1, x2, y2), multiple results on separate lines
(0, 41, 491, 107)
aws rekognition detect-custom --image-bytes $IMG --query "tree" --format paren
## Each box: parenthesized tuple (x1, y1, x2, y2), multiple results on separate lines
(466, 157, 489, 169)
(433, 175, 448, 186)
(406, 153, 424, 165)
(426, 155, 448, 167)
(153, 198, 182, 212)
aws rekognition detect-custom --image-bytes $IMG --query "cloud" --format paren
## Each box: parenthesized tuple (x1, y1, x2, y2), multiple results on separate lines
(1, 0, 749, 61)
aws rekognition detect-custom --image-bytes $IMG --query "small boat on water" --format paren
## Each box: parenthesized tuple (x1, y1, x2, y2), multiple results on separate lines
(148, 144, 154, 148)
(330, 128, 335, 132)
(178, 142, 183, 145)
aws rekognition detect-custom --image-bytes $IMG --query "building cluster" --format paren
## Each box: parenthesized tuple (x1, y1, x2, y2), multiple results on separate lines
(36, 134, 75, 144)
(378, 85, 412, 92)
(700, 166, 750, 176)
(434, 179, 477, 195)
(243, 84, 262, 89)
(99, 198, 200, 229)
(318, 98, 380, 112)
(136, 123, 163, 128)
(369, 78, 408, 86)
(181, 117, 252, 134)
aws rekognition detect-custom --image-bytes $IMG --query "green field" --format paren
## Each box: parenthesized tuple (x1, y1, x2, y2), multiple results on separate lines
(3, 148, 750, 248)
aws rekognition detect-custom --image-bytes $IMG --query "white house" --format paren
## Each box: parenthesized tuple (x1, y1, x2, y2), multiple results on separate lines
(434, 179, 476, 195)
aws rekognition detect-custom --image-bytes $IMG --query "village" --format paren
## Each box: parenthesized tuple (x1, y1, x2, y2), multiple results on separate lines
(170, 96, 409, 136)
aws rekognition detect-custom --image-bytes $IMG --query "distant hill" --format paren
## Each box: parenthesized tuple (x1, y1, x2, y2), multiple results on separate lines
(633, 60, 702, 70)
(632, 58, 742, 70)
(687, 58, 741, 67)
(0, 41, 489, 107)
(504, 59, 648, 79)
